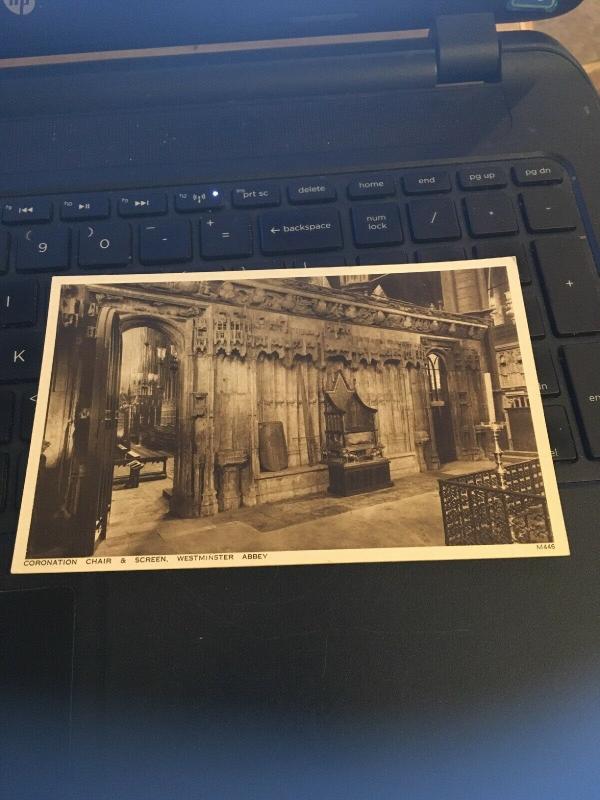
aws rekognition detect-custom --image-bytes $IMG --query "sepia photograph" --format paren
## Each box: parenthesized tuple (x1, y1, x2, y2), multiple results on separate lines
(12, 261, 569, 572)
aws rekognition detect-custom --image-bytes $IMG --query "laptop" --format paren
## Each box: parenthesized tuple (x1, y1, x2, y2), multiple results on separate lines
(1, 1, 599, 797)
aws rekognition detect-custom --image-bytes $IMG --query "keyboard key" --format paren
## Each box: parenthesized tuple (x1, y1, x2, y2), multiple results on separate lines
(356, 251, 407, 266)
(534, 238, 600, 335)
(417, 245, 466, 262)
(351, 203, 403, 248)
(118, 193, 167, 217)
(533, 347, 560, 397)
(458, 166, 507, 190)
(474, 241, 532, 284)
(139, 222, 192, 265)
(0, 231, 9, 273)
(523, 294, 545, 339)
(232, 183, 280, 208)
(543, 406, 577, 462)
(402, 171, 451, 195)
(0, 281, 38, 327)
(16, 451, 27, 510)
(0, 453, 8, 511)
(348, 176, 395, 200)
(15, 451, 29, 511)
(562, 343, 600, 458)
(407, 199, 461, 242)
(521, 189, 578, 233)
(464, 194, 519, 237)
(513, 160, 564, 186)
(285, 255, 347, 268)
(2, 199, 52, 224)
(78, 223, 132, 268)
(0, 331, 43, 383)
(0, 391, 15, 442)
(259, 209, 342, 254)
(61, 196, 110, 221)
(20, 390, 37, 442)
(175, 188, 224, 212)
(15, 227, 70, 273)
(200, 213, 253, 259)
(288, 179, 336, 204)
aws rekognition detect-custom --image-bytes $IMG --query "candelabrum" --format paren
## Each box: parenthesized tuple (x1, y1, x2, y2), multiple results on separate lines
(480, 421, 507, 490)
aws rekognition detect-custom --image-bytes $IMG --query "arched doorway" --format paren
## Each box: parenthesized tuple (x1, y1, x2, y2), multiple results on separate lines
(71, 310, 185, 553)
(108, 321, 181, 535)
(426, 352, 456, 465)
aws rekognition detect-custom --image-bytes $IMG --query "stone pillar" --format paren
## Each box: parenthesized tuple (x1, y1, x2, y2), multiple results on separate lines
(199, 311, 218, 517)
(287, 364, 301, 466)
(170, 337, 196, 517)
(242, 355, 259, 507)
(441, 271, 459, 312)
(401, 366, 417, 455)
(445, 351, 464, 460)
(417, 364, 440, 470)
(170, 313, 218, 518)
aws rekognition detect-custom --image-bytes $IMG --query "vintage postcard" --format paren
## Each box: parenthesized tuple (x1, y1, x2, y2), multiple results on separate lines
(11, 260, 569, 573)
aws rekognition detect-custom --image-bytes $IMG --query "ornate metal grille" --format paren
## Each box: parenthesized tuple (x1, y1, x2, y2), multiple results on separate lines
(439, 459, 551, 545)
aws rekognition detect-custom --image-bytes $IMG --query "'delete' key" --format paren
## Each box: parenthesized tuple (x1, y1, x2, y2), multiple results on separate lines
(259, 209, 342, 254)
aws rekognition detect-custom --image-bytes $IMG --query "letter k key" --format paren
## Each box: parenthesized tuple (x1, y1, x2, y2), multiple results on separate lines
(0, 332, 42, 382)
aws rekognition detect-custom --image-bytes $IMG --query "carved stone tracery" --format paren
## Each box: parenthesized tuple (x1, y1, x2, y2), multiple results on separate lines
(98, 278, 489, 340)
(60, 278, 492, 523)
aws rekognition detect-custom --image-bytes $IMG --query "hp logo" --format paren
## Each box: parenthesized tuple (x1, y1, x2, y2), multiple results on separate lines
(3, 0, 36, 15)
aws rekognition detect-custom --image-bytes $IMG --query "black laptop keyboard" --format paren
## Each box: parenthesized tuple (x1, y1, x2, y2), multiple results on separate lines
(1, 156, 599, 536)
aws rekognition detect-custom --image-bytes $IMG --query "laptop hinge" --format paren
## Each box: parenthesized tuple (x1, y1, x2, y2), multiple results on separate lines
(433, 13, 501, 84)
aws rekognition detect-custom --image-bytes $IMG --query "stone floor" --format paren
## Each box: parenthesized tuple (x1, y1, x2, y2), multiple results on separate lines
(96, 459, 496, 557)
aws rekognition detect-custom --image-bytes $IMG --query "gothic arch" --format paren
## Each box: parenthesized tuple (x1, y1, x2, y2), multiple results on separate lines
(425, 349, 457, 465)
(116, 312, 191, 518)
(119, 313, 186, 352)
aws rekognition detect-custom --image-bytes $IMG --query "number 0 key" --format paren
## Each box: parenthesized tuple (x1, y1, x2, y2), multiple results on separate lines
(78, 223, 132, 268)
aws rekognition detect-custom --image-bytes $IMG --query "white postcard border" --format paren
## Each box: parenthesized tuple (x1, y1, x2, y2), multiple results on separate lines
(11, 259, 570, 573)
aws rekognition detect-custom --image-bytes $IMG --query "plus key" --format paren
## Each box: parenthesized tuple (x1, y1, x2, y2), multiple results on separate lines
(200, 213, 253, 259)
(534, 238, 600, 335)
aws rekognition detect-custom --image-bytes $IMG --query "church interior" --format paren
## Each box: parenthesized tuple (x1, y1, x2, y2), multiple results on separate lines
(26, 264, 540, 557)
